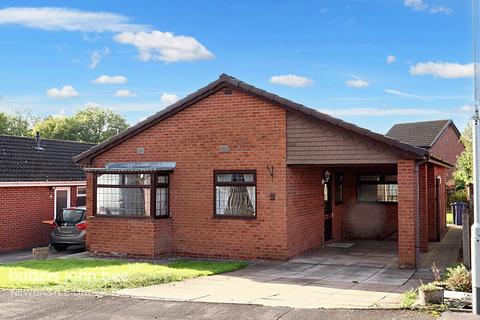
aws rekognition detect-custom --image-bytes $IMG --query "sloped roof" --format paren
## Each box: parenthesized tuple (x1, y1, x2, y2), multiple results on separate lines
(386, 119, 460, 148)
(74, 74, 427, 164)
(0, 135, 95, 182)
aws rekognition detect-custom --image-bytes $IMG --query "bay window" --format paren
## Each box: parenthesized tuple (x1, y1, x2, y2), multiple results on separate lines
(95, 173, 169, 218)
(215, 171, 256, 218)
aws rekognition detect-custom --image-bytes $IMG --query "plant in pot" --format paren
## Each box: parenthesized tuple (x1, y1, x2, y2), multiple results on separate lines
(431, 262, 447, 289)
(418, 281, 444, 305)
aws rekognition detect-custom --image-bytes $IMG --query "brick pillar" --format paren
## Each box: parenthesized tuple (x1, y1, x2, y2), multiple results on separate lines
(419, 164, 429, 252)
(85, 172, 95, 252)
(427, 164, 437, 241)
(397, 160, 417, 268)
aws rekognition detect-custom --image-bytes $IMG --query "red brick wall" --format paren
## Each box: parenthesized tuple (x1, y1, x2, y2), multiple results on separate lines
(435, 166, 447, 238)
(86, 216, 171, 257)
(427, 164, 447, 242)
(286, 166, 323, 258)
(70, 186, 77, 208)
(335, 166, 398, 241)
(397, 160, 417, 268)
(419, 164, 429, 252)
(0, 186, 53, 252)
(430, 125, 464, 183)
(0, 185, 84, 252)
(86, 88, 288, 260)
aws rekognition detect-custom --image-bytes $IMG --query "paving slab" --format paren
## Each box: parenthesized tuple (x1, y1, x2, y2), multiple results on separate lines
(114, 231, 461, 309)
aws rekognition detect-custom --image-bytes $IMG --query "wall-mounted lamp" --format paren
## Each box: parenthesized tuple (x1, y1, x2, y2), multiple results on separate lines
(322, 170, 331, 185)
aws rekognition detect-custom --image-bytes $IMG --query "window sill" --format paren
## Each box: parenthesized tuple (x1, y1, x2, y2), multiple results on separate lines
(213, 214, 257, 220)
(357, 201, 398, 205)
(92, 214, 170, 220)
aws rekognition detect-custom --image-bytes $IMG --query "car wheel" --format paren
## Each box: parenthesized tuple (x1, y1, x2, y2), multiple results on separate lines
(52, 244, 68, 251)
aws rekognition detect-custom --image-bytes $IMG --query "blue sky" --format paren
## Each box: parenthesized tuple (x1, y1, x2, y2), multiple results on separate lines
(0, 0, 474, 133)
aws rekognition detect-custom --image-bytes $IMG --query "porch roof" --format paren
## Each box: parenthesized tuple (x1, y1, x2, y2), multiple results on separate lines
(84, 162, 176, 173)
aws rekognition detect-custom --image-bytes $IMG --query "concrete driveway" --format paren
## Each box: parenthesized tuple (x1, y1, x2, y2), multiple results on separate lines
(0, 291, 447, 320)
(0, 245, 86, 264)
(116, 241, 424, 309)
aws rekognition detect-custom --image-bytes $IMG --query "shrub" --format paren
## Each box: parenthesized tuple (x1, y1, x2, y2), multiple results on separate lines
(444, 264, 472, 292)
(400, 289, 417, 309)
(449, 189, 467, 203)
(419, 282, 442, 292)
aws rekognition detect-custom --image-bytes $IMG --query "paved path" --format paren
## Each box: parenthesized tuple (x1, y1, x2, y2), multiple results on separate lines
(116, 260, 420, 308)
(0, 290, 450, 320)
(420, 226, 463, 269)
(0, 246, 86, 264)
(116, 228, 462, 309)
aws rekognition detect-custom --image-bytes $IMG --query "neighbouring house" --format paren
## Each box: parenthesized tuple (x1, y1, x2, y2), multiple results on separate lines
(386, 119, 464, 186)
(0, 134, 94, 252)
(74, 74, 460, 268)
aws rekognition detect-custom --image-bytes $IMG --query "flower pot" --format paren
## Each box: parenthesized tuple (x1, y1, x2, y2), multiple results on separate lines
(418, 287, 444, 305)
(32, 247, 49, 260)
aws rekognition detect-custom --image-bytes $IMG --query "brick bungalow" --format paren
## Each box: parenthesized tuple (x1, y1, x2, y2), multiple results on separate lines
(74, 74, 458, 268)
(0, 134, 94, 252)
(386, 119, 463, 186)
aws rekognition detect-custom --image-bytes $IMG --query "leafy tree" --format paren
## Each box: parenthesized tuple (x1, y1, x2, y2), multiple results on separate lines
(33, 107, 129, 143)
(32, 116, 76, 141)
(73, 107, 128, 143)
(454, 123, 472, 187)
(0, 109, 38, 137)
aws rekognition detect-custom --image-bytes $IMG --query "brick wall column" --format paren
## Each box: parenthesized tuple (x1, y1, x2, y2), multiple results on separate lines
(427, 164, 437, 241)
(419, 164, 429, 252)
(397, 160, 417, 268)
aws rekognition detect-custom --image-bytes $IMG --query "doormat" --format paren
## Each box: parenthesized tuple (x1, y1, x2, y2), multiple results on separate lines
(325, 242, 355, 248)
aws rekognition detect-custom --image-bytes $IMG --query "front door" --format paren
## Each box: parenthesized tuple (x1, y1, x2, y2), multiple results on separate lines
(54, 188, 70, 218)
(324, 177, 333, 241)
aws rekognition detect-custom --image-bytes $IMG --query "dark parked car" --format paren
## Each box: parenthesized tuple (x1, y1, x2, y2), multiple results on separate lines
(50, 207, 86, 251)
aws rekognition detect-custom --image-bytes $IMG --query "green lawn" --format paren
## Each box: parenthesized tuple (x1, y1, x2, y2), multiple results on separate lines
(0, 258, 247, 292)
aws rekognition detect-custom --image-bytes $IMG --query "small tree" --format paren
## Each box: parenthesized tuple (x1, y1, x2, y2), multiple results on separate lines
(454, 123, 472, 187)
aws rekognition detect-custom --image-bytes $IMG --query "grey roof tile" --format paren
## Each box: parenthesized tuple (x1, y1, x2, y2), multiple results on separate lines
(385, 120, 455, 148)
(0, 135, 95, 182)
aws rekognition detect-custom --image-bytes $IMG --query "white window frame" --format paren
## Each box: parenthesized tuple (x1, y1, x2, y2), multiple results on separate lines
(77, 186, 87, 207)
(54, 187, 71, 218)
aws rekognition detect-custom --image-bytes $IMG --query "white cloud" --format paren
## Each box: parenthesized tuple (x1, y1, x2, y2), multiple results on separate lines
(114, 89, 135, 97)
(456, 104, 475, 114)
(89, 47, 110, 69)
(0, 7, 146, 32)
(410, 62, 474, 79)
(387, 55, 396, 64)
(46, 85, 79, 99)
(319, 107, 440, 117)
(384, 89, 430, 101)
(0, 7, 214, 64)
(345, 79, 370, 88)
(404, 0, 428, 11)
(429, 6, 452, 14)
(161, 93, 180, 105)
(269, 74, 314, 87)
(404, 0, 452, 15)
(114, 31, 214, 62)
(92, 75, 127, 84)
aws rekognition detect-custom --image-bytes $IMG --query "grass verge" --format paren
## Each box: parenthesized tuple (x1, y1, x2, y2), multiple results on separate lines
(0, 258, 247, 292)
